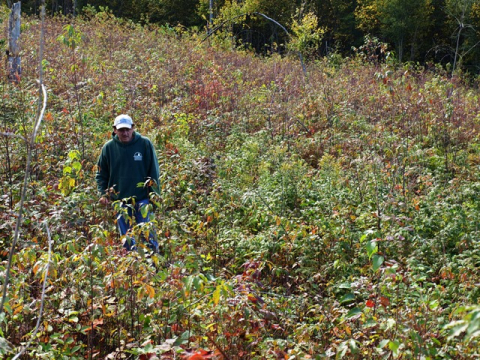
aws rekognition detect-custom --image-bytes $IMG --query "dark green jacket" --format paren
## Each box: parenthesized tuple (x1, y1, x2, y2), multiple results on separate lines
(96, 132, 160, 201)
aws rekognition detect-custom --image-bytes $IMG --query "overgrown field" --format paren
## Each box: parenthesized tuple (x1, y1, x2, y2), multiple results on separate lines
(1, 9, 480, 360)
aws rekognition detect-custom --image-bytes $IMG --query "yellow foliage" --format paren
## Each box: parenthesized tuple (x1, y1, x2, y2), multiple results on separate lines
(288, 11, 325, 57)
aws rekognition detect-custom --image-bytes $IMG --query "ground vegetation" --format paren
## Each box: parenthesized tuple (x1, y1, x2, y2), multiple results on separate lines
(1, 8, 480, 359)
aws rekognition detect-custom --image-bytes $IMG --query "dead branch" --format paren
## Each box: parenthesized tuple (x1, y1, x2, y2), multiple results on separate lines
(0, 132, 26, 141)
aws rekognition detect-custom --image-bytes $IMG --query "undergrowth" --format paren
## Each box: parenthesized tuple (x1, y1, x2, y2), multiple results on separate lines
(1, 9, 480, 359)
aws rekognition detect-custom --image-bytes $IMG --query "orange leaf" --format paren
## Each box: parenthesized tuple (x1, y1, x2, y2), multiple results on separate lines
(379, 296, 390, 307)
(13, 305, 23, 315)
(84, 318, 104, 332)
(145, 284, 155, 299)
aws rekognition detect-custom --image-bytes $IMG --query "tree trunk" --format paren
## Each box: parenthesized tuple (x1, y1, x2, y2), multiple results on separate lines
(397, 37, 404, 63)
(7, 2, 21, 83)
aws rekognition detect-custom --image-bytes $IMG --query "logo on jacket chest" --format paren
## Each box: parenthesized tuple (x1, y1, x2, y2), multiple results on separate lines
(133, 152, 143, 161)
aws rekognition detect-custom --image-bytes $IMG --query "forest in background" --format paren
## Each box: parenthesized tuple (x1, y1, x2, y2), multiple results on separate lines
(1, 3, 480, 359)
(12, 0, 480, 74)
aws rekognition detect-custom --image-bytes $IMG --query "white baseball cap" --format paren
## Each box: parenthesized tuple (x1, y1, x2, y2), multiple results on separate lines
(113, 114, 133, 129)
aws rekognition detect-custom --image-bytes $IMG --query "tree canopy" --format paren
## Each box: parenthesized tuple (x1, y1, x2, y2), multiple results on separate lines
(13, 0, 480, 71)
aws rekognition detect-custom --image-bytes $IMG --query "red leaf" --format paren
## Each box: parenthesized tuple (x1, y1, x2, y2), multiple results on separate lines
(366, 300, 375, 308)
(187, 354, 208, 360)
(181, 348, 214, 360)
(139, 355, 156, 360)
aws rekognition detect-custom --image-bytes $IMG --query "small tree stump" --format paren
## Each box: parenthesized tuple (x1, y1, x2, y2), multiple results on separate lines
(7, 2, 21, 83)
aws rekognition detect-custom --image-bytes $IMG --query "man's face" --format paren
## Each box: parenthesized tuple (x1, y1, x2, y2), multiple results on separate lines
(114, 127, 134, 143)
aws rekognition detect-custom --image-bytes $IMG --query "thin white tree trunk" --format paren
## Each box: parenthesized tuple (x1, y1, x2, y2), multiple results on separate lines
(7, 2, 21, 83)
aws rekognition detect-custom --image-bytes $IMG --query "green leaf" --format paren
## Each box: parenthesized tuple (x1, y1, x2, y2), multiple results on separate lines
(447, 321, 469, 340)
(68, 150, 80, 160)
(3, 303, 12, 314)
(193, 276, 204, 292)
(366, 240, 378, 259)
(72, 161, 82, 172)
(386, 318, 396, 330)
(0, 337, 12, 354)
(173, 331, 190, 346)
(372, 254, 384, 271)
(378, 339, 390, 349)
(363, 317, 378, 329)
(346, 307, 362, 318)
(338, 282, 351, 289)
(140, 205, 149, 219)
(348, 339, 359, 354)
(388, 340, 401, 357)
(340, 293, 356, 304)
(336, 340, 349, 359)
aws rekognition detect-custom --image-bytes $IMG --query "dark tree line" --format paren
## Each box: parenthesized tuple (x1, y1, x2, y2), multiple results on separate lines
(6, 0, 480, 72)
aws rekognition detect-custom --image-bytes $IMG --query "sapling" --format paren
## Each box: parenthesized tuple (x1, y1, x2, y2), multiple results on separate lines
(57, 24, 86, 159)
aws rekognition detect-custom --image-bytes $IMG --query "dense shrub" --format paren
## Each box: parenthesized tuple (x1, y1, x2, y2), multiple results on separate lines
(1, 11, 480, 359)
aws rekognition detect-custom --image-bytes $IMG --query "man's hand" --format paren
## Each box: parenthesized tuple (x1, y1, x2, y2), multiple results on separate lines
(99, 196, 110, 206)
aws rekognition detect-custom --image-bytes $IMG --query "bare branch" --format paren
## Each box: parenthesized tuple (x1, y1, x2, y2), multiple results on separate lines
(202, 11, 307, 78)
(461, 39, 480, 57)
(0, 0, 48, 315)
(0, 132, 26, 141)
(33, 81, 47, 140)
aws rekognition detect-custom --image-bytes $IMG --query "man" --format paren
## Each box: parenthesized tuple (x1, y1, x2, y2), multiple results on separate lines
(96, 114, 160, 252)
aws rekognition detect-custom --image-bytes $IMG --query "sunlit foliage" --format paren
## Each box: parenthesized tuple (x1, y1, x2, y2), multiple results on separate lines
(1, 9, 480, 359)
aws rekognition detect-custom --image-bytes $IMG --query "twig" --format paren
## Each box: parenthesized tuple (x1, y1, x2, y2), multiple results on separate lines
(0, 84, 47, 314)
(202, 11, 307, 78)
(0, 0, 47, 315)
(12, 223, 52, 360)
(206, 333, 230, 360)
(0, 132, 26, 141)
(254, 190, 289, 237)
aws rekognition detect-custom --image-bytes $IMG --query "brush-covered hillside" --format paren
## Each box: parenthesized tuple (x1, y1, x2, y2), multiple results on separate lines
(1, 7, 480, 360)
